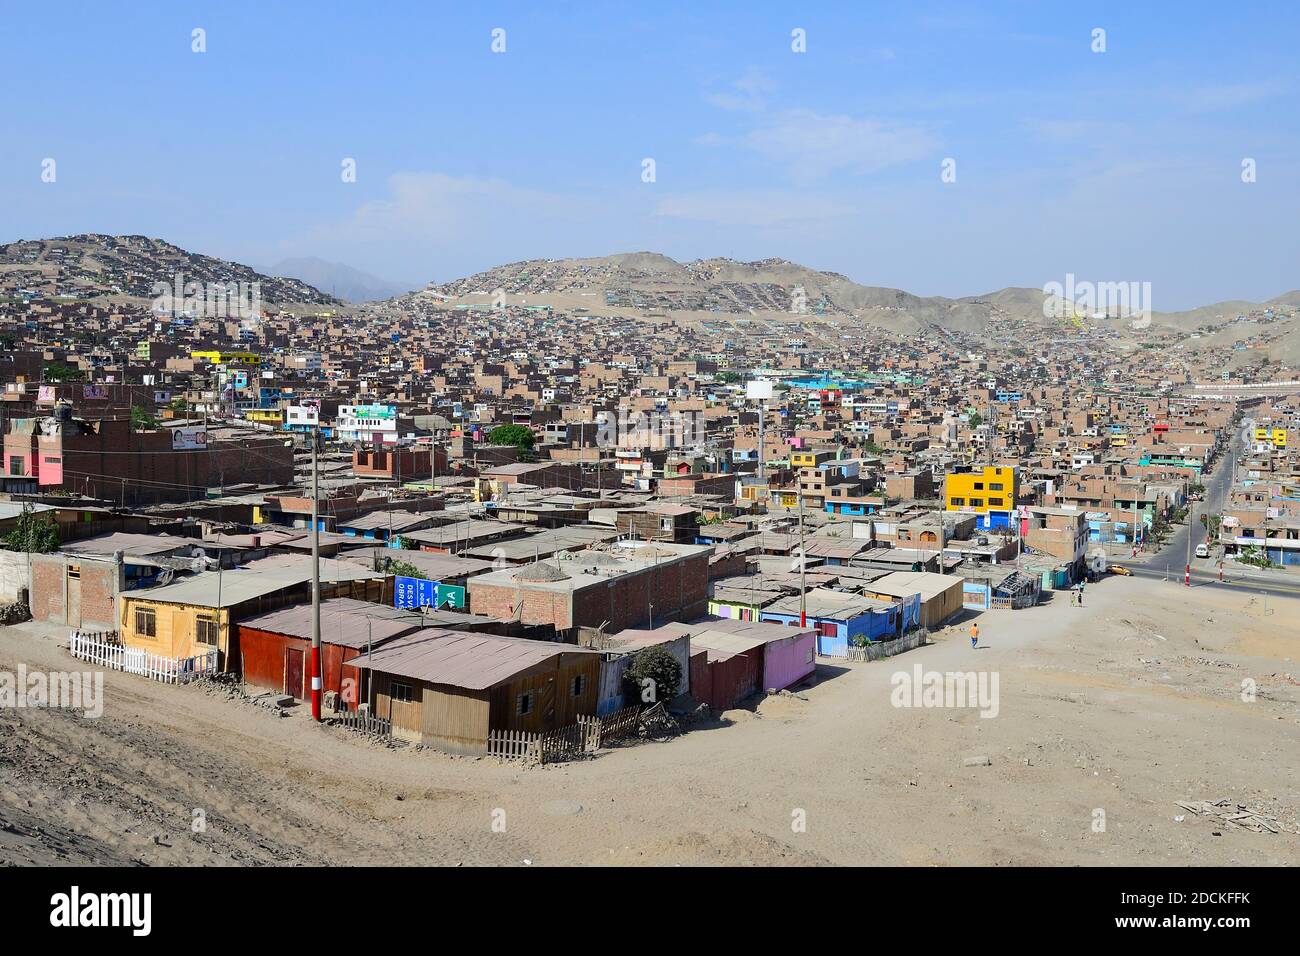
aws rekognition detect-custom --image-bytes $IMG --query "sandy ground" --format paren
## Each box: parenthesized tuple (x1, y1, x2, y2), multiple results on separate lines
(2, 575, 1297, 867)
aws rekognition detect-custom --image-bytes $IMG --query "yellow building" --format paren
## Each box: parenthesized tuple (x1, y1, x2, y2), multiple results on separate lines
(1254, 426, 1288, 448)
(191, 350, 262, 366)
(119, 562, 389, 669)
(944, 465, 1018, 514)
(244, 408, 283, 427)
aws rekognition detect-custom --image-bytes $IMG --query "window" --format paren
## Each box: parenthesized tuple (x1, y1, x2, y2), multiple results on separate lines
(989, 497, 1004, 507)
(195, 615, 219, 646)
(391, 681, 415, 703)
(8, 456, 22, 476)
(971, 498, 984, 508)
(134, 607, 156, 638)
(990, 482, 1004, 491)
(571, 674, 586, 697)
(974, 482, 984, 490)
(950, 497, 966, 507)
(517, 691, 533, 716)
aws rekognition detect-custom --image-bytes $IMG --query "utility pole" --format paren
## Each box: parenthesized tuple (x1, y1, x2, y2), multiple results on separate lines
(798, 488, 807, 628)
(310, 423, 322, 721)
(1185, 499, 1194, 588)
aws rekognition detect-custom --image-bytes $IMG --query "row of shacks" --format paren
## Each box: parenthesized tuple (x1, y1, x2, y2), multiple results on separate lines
(234, 599, 818, 754)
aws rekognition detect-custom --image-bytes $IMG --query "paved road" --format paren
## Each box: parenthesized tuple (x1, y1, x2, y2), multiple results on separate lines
(1127, 419, 1300, 599)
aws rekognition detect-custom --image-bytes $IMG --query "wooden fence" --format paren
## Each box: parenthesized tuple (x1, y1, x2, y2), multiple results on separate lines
(846, 627, 929, 662)
(486, 704, 647, 764)
(595, 705, 641, 745)
(486, 728, 540, 761)
(68, 630, 218, 684)
(331, 707, 392, 738)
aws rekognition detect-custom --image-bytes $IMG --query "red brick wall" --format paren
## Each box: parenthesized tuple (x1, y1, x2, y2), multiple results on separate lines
(469, 552, 709, 636)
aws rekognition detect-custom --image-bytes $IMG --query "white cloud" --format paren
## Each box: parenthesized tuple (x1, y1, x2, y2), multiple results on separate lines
(653, 190, 856, 227)
(745, 109, 938, 181)
(340, 172, 581, 240)
(703, 68, 774, 113)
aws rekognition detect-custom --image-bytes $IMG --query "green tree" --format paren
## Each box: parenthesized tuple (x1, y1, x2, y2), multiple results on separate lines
(4, 510, 59, 554)
(385, 557, 428, 579)
(42, 361, 84, 383)
(488, 424, 535, 451)
(967, 411, 983, 428)
(130, 405, 160, 431)
(624, 645, 683, 706)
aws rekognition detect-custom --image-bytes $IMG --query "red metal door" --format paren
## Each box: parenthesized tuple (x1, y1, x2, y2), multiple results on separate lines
(285, 648, 305, 699)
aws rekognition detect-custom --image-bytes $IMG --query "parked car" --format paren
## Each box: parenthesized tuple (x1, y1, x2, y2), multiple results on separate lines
(1195, 543, 1210, 559)
(1107, 565, 1133, 576)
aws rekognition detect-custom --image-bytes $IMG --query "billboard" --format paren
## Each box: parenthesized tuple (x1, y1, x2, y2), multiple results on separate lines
(83, 384, 107, 400)
(746, 379, 774, 400)
(171, 427, 208, 450)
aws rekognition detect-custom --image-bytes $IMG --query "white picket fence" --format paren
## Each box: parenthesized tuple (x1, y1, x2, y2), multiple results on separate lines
(68, 630, 218, 685)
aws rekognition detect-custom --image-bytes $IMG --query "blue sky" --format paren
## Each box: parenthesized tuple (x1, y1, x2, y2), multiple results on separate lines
(3, 1, 1297, 307)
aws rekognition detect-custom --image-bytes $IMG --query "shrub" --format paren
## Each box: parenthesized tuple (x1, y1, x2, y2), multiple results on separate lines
(623, 644, 682, 706)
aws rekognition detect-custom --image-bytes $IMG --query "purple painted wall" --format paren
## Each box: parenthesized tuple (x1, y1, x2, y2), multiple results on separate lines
(762, 631, 816, 691)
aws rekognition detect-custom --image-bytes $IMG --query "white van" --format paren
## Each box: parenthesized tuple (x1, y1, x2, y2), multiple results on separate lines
(1195, 543, 1210, 559)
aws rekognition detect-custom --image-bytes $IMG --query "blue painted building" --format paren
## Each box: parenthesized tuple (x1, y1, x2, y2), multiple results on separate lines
(760, 589, 902, 657)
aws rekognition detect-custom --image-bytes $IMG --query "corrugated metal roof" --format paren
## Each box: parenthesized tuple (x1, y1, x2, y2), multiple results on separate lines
(240, 598, 425, 647)
(345, 629, 598, 690)
(131, 557, 385, 609)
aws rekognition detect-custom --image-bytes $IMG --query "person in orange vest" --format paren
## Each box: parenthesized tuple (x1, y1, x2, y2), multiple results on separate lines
(970, 622, 979, 649)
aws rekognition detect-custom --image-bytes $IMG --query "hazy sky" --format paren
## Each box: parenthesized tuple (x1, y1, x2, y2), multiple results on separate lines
(4, 1, 1297, 308)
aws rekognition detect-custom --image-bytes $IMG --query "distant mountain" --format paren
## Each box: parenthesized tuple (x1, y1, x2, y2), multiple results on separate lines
(403, 253, 1141, 335)
(0, 234, 337, 305)
(267, 256, 414, 303)
(399, 252, 1297, 343)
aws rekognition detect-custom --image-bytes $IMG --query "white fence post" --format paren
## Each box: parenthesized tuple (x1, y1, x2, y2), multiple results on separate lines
(68, 631, 214, 686)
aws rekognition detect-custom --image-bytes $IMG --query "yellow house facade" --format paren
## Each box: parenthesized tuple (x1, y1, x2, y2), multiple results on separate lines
(944, 465, 1019, 514)
(244, 408, 284, 427)
(191, 350, 262, 366)
(118, 563, 391, 669)
(1254, 426, 1287, 448)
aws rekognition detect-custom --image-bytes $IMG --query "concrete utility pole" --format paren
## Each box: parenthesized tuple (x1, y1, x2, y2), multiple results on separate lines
(798, 489, 807, 628)
(1185, 499, 1194, 587)
(310, 424, 322, 720)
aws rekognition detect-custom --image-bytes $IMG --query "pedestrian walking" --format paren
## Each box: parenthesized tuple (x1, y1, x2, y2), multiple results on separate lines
(970, 622, 979, 649)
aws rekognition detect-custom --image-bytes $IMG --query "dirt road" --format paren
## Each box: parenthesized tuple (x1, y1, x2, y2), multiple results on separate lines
(2, 574, 1297, 866)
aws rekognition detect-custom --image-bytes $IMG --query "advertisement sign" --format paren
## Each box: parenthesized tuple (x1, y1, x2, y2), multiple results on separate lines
(83, 384, 107, 400)
(394, 577, 467, 610)
(171, 426, 208, 450)
(37, 385, 56, 403)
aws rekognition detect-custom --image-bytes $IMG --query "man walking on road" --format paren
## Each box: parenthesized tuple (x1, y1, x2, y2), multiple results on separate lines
(970, 622, 979, 649)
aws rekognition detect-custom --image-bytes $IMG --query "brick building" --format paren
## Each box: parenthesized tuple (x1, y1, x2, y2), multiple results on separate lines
(4, 411, 294, 506)
(467, 541, 712, 639)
